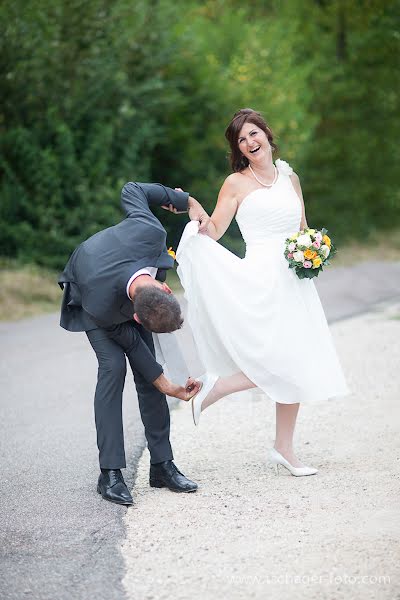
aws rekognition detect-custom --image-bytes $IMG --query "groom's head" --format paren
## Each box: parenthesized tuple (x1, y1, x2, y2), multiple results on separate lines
(133, 285, 183, 333)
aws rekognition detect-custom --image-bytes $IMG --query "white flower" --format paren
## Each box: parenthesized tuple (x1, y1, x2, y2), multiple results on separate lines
(297, 233, 312, 247)
(315, 232, 323, 242)
(320, 244, 330, 258)
(275, 159, 293, 176)
(293, 250, 305, 263)
(288, 241, 296, 252)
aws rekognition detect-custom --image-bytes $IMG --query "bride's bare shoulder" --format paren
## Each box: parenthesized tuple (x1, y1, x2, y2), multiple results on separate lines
(224, 171, 247, 186)
(221, 171, 249, 196)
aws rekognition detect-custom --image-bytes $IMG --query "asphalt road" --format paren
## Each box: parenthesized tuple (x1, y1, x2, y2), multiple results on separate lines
(1, 260, 399, 600)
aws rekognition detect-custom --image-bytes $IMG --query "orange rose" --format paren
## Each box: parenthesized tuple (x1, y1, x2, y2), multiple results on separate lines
(304, 249, 317, 260)
(167, 247, 176, 260)
(322, 235, 331, 248)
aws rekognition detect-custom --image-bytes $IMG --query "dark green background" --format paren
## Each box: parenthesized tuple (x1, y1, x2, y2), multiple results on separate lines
(1, 0, 399, 269)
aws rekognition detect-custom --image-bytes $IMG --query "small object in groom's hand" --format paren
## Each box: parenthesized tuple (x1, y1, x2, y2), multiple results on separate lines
(186, 381, 196, 392)
(185, 377, 201, 398)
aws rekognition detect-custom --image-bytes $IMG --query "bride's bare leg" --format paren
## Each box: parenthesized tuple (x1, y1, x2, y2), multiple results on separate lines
(201, 372, 256, 411)
(274, 402, 305, 468)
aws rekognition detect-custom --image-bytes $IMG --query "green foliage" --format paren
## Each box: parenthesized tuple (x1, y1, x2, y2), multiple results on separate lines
(0, 0, 399, 269)
(293, 1, 400, 240)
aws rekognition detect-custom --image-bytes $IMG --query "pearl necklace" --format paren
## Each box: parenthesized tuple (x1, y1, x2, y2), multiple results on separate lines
(248, 163, 278, 188)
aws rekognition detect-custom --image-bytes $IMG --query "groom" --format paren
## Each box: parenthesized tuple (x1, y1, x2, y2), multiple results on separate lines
(59, 181, 209, 505)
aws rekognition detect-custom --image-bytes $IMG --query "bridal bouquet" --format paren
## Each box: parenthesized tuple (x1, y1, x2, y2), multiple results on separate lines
(284, 228, 336, 279)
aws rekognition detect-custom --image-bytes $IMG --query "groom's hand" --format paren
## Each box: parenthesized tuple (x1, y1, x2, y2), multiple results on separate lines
(160, 203, 187, 214)
(161, 188, 187, 214)
(153, 373, 201, 401)
(172, 377, 201, 402)
(185, 377, 200, 395)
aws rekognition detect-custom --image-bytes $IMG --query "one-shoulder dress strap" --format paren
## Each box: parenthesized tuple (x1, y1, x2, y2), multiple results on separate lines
(275, 159, 293, 176)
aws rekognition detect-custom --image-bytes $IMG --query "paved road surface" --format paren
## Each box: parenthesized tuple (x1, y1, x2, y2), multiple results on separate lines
(0, 261, 399, 600)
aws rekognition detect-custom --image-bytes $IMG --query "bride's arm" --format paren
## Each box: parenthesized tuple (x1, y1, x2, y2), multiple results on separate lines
(206, 175, 240, 241)
(290, 172, 308, 230)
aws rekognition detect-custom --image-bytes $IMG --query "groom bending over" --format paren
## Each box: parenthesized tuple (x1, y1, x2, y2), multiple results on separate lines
(59, 182, 209, 505)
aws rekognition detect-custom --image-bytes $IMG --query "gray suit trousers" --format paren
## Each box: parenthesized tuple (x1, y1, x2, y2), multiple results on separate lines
(86, 322, 173, 469)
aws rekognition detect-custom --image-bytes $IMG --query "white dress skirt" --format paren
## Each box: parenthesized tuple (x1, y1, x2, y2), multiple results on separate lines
(176, 161, 349, 404)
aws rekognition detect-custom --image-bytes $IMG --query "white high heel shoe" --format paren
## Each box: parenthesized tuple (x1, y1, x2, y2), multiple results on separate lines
(191, 374, 219, 426)
(268, 447, 318, 477)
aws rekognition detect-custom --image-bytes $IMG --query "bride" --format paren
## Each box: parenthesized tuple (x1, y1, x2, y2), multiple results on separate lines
(176, 108, 349, 477)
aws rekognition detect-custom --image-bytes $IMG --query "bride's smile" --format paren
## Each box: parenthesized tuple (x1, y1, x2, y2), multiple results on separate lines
(238, 122, 272, 165)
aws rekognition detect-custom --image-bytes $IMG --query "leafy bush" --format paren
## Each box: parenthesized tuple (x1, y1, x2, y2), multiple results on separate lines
(0, 0, 398, 269)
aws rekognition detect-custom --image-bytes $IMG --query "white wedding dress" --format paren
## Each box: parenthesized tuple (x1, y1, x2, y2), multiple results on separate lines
(176, 160, 349, 404)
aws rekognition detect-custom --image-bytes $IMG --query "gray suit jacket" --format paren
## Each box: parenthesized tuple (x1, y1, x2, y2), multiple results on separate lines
(59, 182, 188, 332)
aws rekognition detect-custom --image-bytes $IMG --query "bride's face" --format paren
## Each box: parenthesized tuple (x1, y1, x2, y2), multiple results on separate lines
(238, 122, 271, 164)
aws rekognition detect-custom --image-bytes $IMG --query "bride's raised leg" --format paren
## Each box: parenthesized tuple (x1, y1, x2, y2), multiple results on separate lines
(274, 402, 305, 467)
(201, 372, 256, 411)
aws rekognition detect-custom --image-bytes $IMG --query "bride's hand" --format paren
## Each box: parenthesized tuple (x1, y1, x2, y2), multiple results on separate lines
(187, 195, 210, 234)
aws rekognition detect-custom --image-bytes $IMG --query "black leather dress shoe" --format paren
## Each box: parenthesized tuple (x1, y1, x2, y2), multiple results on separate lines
(149, 461, 198, 493)
(97, 469, 133, 505)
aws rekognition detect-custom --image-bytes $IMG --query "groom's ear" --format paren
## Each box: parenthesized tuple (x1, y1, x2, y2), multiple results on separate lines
(133, 313, 142, 324)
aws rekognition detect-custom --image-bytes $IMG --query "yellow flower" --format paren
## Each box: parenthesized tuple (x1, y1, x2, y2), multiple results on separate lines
(307, 228, 316, 235)
(322, 234, 331, 248)
(167, 247, 176, 260)
(304, 249, 317, 260)
(313, 257, 322, 269)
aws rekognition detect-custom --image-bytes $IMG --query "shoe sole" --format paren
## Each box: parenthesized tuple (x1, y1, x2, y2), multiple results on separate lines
(97, 485, 134, 505)
(149, 481, 198, 493)
(269, 462, 318, 477)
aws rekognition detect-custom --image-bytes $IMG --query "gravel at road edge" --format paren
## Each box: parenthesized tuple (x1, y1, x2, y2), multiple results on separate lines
(121, 303, 400, 600)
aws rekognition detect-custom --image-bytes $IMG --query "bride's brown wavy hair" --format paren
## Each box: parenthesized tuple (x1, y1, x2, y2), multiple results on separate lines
(225, 108, 278, 172)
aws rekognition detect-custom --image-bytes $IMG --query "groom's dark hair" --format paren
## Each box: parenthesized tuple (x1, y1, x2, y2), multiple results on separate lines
(134, 287, 183, 333)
